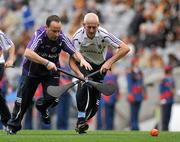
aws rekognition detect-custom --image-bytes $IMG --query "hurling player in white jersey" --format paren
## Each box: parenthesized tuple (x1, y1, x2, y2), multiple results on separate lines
(69, 13, 130, 134)
(0, 30, 15, 129)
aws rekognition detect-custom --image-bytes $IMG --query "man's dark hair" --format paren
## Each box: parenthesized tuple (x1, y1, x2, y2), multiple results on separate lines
(46, 15, 61, 27)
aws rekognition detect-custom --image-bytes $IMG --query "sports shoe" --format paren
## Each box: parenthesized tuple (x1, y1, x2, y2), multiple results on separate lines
(75, 120, 89, 134)
(36, 105, 50, 124)
(6, 126, 16, 135)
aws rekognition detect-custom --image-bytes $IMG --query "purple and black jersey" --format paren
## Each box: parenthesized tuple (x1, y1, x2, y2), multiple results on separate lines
(23, 26, 76, 77)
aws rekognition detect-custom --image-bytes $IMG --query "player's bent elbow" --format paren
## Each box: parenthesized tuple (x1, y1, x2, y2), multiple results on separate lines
(24, 50, 30, 58)
(24, 48, 33, 59)
(125, 46, 130, 54)
(121, 43, 130, 55)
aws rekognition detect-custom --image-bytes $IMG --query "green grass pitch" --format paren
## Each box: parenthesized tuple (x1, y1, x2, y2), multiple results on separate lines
(0, 130, 180, 142)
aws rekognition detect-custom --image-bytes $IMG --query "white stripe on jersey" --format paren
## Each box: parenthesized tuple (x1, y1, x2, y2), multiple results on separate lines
(0, 31, 13, 63)
(0, 31, 13, 50)
(30, 31, 44, 50)
(99, 29, 121, 46)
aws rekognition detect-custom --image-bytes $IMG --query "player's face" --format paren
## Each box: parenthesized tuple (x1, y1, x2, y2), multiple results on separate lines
(46, 21, 61, 40)
(84, 23, 98, 39)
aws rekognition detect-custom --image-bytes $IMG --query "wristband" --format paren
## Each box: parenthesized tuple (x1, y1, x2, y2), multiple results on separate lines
(45, 61, 50, 67)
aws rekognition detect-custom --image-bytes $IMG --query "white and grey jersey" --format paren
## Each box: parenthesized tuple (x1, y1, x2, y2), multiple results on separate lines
(72, 27, 122, 65)
(0, 30, 14, 63)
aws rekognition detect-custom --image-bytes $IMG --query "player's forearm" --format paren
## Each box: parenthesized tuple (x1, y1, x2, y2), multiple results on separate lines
(108, 42, 130, 65)
(69, 56, 82, 76)
(7, 44, 15, 61)
(72, 51, 92, 71)
(73, 51, 86, 63)
(24, 48, 49, 65)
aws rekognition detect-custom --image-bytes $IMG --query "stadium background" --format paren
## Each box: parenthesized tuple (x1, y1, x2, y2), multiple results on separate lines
(0, 0, 180, 131)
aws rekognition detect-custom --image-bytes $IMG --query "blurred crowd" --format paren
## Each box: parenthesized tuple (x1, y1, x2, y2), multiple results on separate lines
(0, 0, 180, 131)
(0, 0, 179, 70)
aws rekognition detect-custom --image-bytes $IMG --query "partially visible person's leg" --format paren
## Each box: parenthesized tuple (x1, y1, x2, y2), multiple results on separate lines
(105, 103, 115, 130)
(162, 104, 172, 131)
(0, 95, 11, 127)
(56, 92, 70, 130)
(96, 99, 105, 130)
(130, 102, 141, 130)
(23, 100, 34, 129)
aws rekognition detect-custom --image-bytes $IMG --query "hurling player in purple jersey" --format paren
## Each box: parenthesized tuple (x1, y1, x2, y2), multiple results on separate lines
(7, 15, 92, 134)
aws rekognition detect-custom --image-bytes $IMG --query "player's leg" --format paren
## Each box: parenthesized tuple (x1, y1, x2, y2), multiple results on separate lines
(75, 84, 89, 134)
(75, 64, 104, 134)
(0, 95, 11, 127)
(0, 64, 10, 127)
(86, 88, 101, 121)
(36, 76, 59, 124)
(75, 87, 101, 134)
(85, 69, 104, 121)
(7, 76, 39, 134)
(76, 65, 94, 123)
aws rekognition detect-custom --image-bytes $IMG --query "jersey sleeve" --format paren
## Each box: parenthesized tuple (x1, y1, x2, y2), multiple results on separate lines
(26, 27, 44, 51)
(72, 38, 80, 51)
(100, 28, 122, 48)
(72, 28, 82, 51)
(61, 33, 76, 55)
(0, 32, 14, 50)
